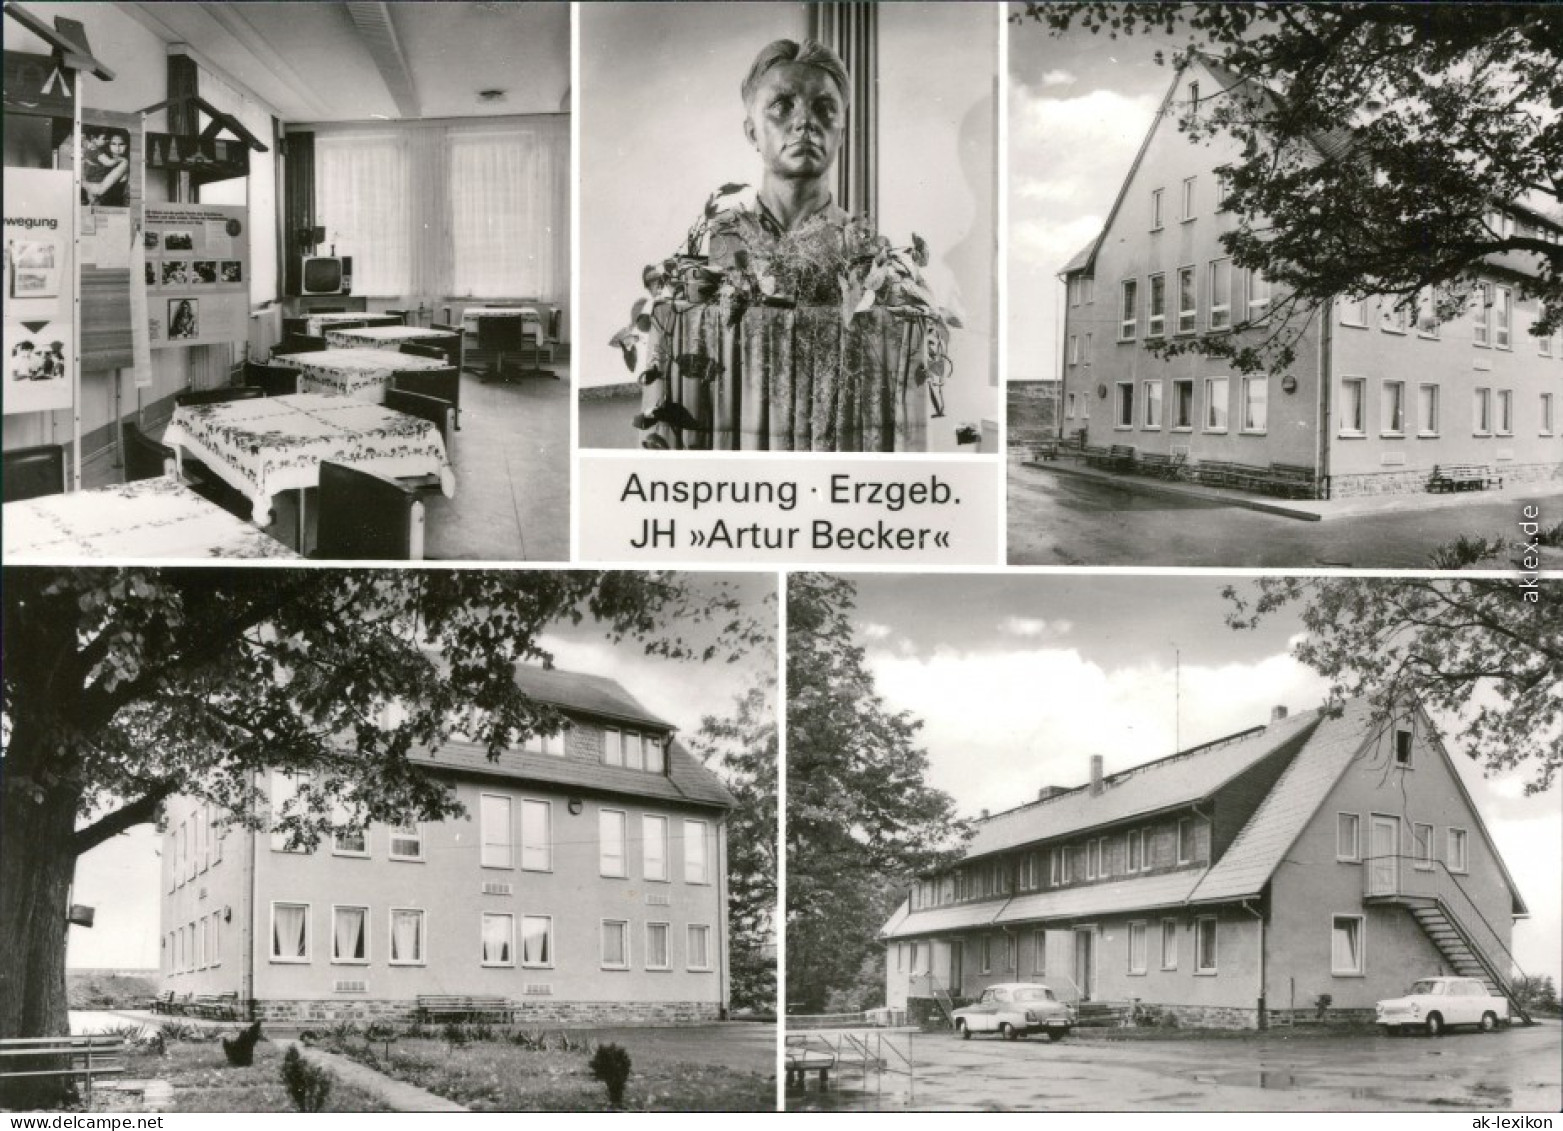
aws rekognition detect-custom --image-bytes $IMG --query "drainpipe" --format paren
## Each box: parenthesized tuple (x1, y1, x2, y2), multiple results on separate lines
(1317, 297, 1333, 498)
(1242, 899, 1266, 1030)
(243, 769, 257, 1021)
(716, 817, 730, 1021)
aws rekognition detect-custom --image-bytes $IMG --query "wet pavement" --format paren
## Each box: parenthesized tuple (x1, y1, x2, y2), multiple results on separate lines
(1008, 455, 1563, 568)
(788, 1021, 1563, 1112)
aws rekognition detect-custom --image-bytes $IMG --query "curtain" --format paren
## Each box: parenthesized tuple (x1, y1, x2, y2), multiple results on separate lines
(602, 922, 625, 966)
(643, 816, 666, 881)
(600, 811, 624, 873)
(448, 119, 569, 300)
(521, 800, 550, 871)
(482, 915, 513, 964)
(481, 794, 512, 868)
(648, 925, 668, 968)
(392, 910, 423, 962)
(522, 917, 551, 966)
(334, 908, 365, 961)
(684, 820, 707, 883)
(274, 905, 306, 959)
(315, 133, 412, 296)
(283, 132, 315, 300)
(688, 926, 709, 968)
(197, 64, 279, 308)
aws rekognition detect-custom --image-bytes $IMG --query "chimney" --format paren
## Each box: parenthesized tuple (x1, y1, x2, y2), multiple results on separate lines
(979, 808, 990, 820)
(1271, 705, 1288, 723)
(1037, 786, 1066, 802)
(1089, 755, 1104, 796)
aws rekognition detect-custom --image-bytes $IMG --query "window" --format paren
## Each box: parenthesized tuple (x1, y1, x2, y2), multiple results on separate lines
(979, 934, 992, 974)
(1180, 176, 1196, 221)
(603, 728, 624, 767)
(1340, 378, 1367, 435)
(1004, 933, 1018, 972)
(1049, 848, 1062, 886)
(1128, 922, 1148, 974)
(643, 814, 669, 881)
(1177, 818, 1195, 865)
(1069, 276, 1084, 306)
(1241, 376, 1268, 433)
(624, 731, 645, 772)
(194, 810, 208, 872)
(448, 125, 568, 298)
(1497, 389, 1513, 435)
(684, 819, 710, 884)
(1160, 919, 1178, 970)
(1068, 334, 1080, 366)
(1140, 381, 1162, 429)
(1172, 379, 1194, 429)
(332, 906, 368, 964)
(1394, 728, 1414, 767)
(1381, 381, 1406, 436)
(601, 920, 629, 969)
(315, 133, 411, 295)
(1209, 259, 1232, 329)
(1065, 392, 1077, 419)
(1543, 393, 1555, 436)
(1331, 915, 1365, 975)
(1473, 388, 1492, 435)
(646, 923, 671, 970)
(1119, 279, 1139, 340)
(1413, 823, 1434, 870)
(1415, 287, 1440, 336)
(1032, 929, 1047, 975)
(1148, 273, 1166, 336)
(1380, 298, 1409, 334)
(212, 917, 221, 965)
(1177, 266, 1197, 333)
(1195, 917, 1218, 973)
(1336, 813, 1361, 861)
(481, 912, 514, 966)
(480, 794, 513, 869)
(332, 801, 367, 856)
(687, 924, 713, 971)
(390, 819, 423, 861)
(1085, 837, 1099, 880)
(1493, 285, 1512, 348)
(1115, 382, 1135, 429)
(524, 728, 564, 757)
(1084, 333, 1094, 364)
(1418, 385, 1441, 436)
(599, 809, 627, 877)
(1126, 829, 1142, 872)
(270, 772, 309, 853)
(1203, 377, 1228, 432)
(1471, 288, 1490, 346)
(1061, 847, 1073, 885)
(1150, 187, 1164, 230)
(1216, 169, 1232, 209)
(1248, 269, 1271, 317)
(1340, 297, 1369, 327)
(520, 799, 552, 872)
(271, 902, 310, 963)
(1447, 828, 1469, 873)
(196, 916, 207, 969)
(390, 909, 425, 965)
(521, 915, 553, 968)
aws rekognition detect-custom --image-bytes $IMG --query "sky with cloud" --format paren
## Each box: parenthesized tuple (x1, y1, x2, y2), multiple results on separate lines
(1008, 10, 1192, 381)
(845, 573, 1561, 981)
(66, 573, 775, 971)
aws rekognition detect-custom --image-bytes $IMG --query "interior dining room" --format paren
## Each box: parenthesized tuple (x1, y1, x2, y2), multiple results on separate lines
(2, 1, 570, 562)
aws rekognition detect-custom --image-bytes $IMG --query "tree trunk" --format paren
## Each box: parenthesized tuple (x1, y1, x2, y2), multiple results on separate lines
(0, 754, 82, 1109)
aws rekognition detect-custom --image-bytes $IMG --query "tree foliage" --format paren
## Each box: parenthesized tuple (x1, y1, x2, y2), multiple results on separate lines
(0, 568, 763, 1055)
(786, 574, 966, 1015)
(1019, 2, 1563, 372)
(1225, 578, 1562, 792)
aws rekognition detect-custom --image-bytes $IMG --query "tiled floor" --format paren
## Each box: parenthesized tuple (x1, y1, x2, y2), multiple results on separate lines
(92, 366, 569, 561)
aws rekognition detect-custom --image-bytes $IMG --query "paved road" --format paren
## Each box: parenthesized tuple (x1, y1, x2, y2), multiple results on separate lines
(574, 1022, 775, 1076)
(1008, 457, 1563, 568)
(791, 1021, 1562, 1112)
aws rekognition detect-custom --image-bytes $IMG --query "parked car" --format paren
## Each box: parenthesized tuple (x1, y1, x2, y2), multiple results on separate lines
(1375, 976, 1509, 1037)
(952, 982, 1074, 1041)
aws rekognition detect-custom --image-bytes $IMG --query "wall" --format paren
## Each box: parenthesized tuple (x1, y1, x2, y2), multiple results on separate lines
(159, 792, 249, 998)
(1267, 712, 1520, 1013)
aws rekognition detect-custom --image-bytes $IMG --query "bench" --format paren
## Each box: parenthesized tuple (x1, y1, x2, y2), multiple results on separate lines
(1085, 444, 1136, 472)
(149, 990, 177, 1014)
(784, 1036, 836, 1090)
(191, 993, 241, 1021)
(1135, 451, 1187, 481)
(0, 1036, 125, 1107)
(415, 995, 515, 1023)
(1430, 463, 1502, 493)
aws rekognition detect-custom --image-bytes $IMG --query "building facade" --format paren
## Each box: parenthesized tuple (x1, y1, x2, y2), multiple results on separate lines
(160, 666, 733, 1025)
(882, 698, 1527, 1028)
(1056, 57, 1562, 497)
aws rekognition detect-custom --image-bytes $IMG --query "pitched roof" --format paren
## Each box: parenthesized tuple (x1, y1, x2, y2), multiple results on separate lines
(510, 665, 674, 731)
(961, 708, 1323, 860)
(996, 870, 1202, 925)
(409, 736, 733, 810)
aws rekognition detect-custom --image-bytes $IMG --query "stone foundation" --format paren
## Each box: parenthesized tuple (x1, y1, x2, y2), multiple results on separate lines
(250, 998, 721, 1026)
(1328, 460, 1562, 498)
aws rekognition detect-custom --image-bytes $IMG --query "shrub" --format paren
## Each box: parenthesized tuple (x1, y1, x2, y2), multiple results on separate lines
(281, 1046, 334, 1112)
(588, 1043, 632, 1108)
(507, 1029, 548, 1051)
(363, 1022, 399, 1060)
(441, 1021, 469, 1053)
(157, 1020, 197, 1043)
(222, 1021, 263, 1068)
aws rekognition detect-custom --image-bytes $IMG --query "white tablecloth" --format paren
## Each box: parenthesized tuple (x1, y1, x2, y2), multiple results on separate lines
(325, 326, 459, 350)
(303, 313, 402, 336)
(163, 393, 454, 528)
(3, 477, 300, 560)
(273, 347, 448, 403)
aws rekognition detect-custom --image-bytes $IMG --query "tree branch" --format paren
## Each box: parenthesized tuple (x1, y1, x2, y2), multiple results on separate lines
(74, 782, 179, 856)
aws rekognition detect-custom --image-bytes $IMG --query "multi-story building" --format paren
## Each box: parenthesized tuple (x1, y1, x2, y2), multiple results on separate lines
(159, 666, 733, 1024)
(1056, 56, 1562, 497)
(882, 697, 1528, 1028)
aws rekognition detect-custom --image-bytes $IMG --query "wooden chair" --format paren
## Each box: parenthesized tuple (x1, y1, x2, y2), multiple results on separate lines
(244, 359, 300, 397)
(384, 388, 454, 484)
(391, 366, 460, 429)
(175, 386, 266, 409)
(429, 323, 465, 372)
(2, 443, 66, 503)
(313, 462, 424, 560)
(274, 334, 328, 356)
(475, 313, 530, 382)
(282, 316, 311, 340)
(119, 420, 175, 481)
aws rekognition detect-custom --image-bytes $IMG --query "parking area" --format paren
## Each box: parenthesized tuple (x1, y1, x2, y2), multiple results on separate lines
(788, 1020, 1562, 1111)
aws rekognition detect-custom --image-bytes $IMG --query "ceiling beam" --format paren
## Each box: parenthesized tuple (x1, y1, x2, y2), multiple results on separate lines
(197, 2, 335, 122)
(344, 2, 420, 120)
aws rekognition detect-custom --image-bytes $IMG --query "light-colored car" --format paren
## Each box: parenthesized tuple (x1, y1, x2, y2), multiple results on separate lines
(952, 982, 1074, 1041)
(1375, 976, 1509, 1036)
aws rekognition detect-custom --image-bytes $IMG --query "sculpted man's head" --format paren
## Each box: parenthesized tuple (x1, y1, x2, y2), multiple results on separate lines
(741, 40, 848, 186)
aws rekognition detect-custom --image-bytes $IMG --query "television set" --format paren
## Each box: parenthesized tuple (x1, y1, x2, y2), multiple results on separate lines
(300, 255, 352, 296)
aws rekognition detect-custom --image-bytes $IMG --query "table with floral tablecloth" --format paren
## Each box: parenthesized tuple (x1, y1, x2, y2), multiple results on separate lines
(272, 347, 448, 403)
(325, 325, 460, 350)
(303, 313, 403, 336)
(162, 393, 455, 528)
(459, 306, 543, 336)
(3, 477, 300, 560)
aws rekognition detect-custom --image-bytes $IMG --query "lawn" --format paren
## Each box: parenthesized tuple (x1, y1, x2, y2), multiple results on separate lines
(114, 1039, 391, 1113)
(328, 1035, 774, 1112)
